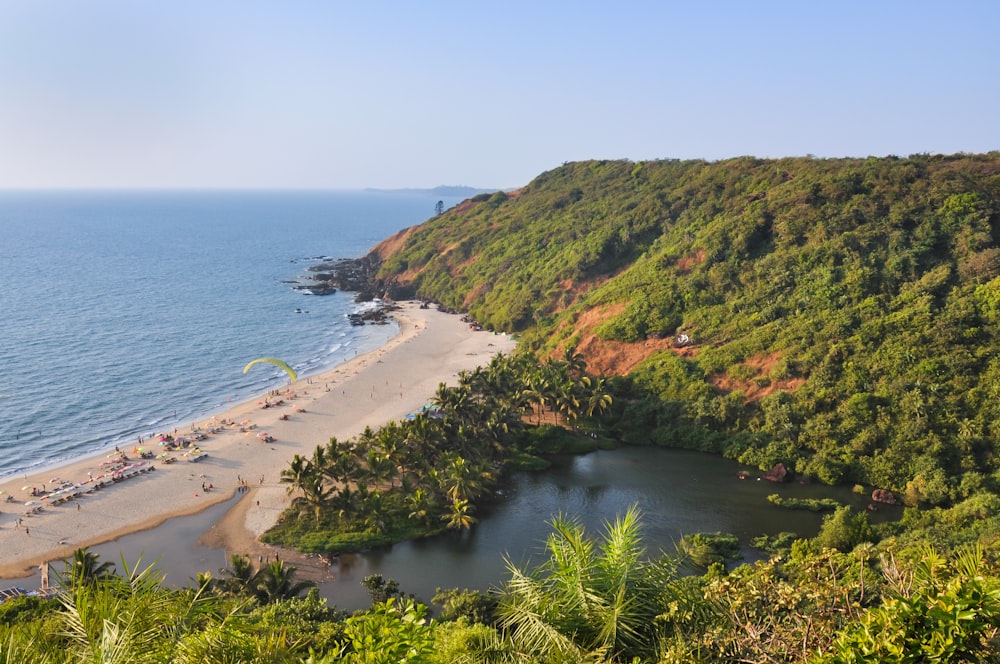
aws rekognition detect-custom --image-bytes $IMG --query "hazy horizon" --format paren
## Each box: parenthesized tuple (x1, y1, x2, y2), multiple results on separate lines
(2, 1, 997, 190)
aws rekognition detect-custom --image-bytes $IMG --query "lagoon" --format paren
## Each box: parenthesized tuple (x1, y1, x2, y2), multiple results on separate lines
(4, 446, 894, 612)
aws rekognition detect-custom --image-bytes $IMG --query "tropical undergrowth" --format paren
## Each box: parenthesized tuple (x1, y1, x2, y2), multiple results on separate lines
(7, 510, 1000, 663)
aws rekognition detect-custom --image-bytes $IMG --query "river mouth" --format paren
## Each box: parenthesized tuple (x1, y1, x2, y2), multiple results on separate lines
(2, 447, 898, 611)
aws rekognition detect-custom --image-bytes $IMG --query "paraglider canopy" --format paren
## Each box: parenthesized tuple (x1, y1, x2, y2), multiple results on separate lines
(243, 357, 297, 383)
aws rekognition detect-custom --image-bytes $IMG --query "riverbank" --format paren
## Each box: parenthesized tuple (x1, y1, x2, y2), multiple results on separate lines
(0, 302, 516, 579)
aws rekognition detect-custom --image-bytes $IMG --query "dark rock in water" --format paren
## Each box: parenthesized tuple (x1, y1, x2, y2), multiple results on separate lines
(303, 256, 382, 296)
(294, 282, 337, 295)
(871, 488, 900, 505)
(346, 304, 399, 326)
(763, 463, 791, 483)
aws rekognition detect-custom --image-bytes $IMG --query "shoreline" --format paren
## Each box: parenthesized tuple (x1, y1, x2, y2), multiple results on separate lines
(0, 310, 397, 486)
(0, 302, 516, 579)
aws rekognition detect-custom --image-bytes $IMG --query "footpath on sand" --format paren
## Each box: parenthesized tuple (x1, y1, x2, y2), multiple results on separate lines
(0, 302, 516, 579)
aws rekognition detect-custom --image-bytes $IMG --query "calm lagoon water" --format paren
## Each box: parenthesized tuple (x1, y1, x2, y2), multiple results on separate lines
(15, 446, 892, 612)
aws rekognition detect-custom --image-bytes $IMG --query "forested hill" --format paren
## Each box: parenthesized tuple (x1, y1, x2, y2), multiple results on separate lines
(369, 154, 1000, 503)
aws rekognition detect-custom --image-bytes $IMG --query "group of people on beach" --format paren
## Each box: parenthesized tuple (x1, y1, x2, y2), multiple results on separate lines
(235, 474, 265, 492)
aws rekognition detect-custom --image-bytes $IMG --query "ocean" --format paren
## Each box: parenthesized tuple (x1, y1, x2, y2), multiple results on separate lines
(0, 190, 458, 479)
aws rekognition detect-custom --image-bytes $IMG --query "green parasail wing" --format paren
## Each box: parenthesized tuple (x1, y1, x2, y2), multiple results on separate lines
(243, 357, 297, 383)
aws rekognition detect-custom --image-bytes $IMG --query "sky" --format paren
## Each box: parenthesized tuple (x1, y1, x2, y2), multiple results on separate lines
(1, 1, 998, 190)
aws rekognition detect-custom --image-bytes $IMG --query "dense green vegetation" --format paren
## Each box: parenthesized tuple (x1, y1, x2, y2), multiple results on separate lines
(263, 351, 612, 552)
(6, 515, 1000, 662)
(767, 494, 843, 512)
(376, 154, 1000, 507)
(9, 154, 1000, 660)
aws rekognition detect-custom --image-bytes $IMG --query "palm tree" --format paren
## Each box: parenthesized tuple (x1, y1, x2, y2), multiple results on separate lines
(522, 374, 552, 425)
(309, 442, 328, 473)
(442, 497, 478, 530)
(360, 489, 390, 534)
(252, 560, 315, 604)
(438, 453, 485, 502)
(493, 505, 678, 662)
(402, 410, 445, 470)
(296, 473, 333, 523)
(561, 345, 588, 377)
(364, 447, 396, 491)
(554, 378, 583, 422)
(433, 382, 472, 426)
(323, 439, 362, 487)
(279, 454, 313, 495)
(64, 547, 116, 588)
(406, 488, 436, 527)
(59, 556, 222, 663)
(330, 483, 359, 526)
(218, 553, 257, 596)
(583, 377, 614, 419)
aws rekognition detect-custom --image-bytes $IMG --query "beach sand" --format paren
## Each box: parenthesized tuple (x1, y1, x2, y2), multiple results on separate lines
(0, 302, 516, 579)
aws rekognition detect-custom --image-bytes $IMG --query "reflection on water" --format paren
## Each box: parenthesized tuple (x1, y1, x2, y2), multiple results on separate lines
(2, 447, 897, 612)
(310, 447, 893, 611)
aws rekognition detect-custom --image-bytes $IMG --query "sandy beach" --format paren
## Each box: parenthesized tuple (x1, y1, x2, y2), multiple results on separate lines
(0, 302, 516, 579)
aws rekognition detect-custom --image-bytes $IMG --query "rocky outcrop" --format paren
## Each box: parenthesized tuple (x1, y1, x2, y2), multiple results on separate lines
(294, 254, 417, 301)
(871, 488, 900, 505)
(763, 463, 791, 483)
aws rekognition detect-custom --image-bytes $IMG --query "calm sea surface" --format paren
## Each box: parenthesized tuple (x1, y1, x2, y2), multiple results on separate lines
(0, 190, 459, 479)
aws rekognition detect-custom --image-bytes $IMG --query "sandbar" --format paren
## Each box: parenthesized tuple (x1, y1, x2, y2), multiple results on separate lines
(0, 302, 516, 579)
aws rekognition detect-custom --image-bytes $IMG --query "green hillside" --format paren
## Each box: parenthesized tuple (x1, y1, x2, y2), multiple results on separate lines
(372, 154, 1000, 504)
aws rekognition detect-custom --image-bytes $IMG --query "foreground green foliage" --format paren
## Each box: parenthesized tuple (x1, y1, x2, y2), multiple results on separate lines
(493, 505, 678, 662)
(816, 546, 1000, 663)
(7, 516, 1000, 662)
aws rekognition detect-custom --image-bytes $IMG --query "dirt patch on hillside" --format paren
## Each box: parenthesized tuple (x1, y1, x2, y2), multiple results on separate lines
(372, 227, 417, 260)
(676, 249, 706, 273)
(463, 282, 490, 308)
(577, 334, 675, 376)
(707, 352, 806, 403)
(560, 304, 674, 376)
(450, 199, 479, 216)
(564, 307, 804, 404)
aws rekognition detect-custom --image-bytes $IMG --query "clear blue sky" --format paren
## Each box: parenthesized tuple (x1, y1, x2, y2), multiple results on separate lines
(1, 1, 997, 190)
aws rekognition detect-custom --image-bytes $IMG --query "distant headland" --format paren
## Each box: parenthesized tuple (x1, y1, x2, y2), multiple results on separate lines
(363, 185, 503, 198)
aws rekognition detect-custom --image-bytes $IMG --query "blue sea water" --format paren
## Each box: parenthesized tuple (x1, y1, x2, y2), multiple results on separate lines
(0, 190, 458, 479)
